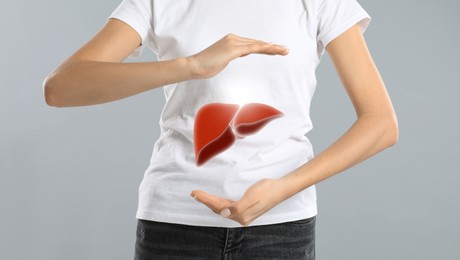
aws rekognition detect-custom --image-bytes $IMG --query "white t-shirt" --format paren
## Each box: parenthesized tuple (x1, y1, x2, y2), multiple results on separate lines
(108, 0, 371, 228)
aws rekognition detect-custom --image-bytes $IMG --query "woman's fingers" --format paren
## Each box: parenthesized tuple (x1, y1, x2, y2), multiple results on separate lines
(226, 34, 288, 57)
(238, 42, 289, 56)
(224, 33, 267, 44)
(226, 34, 289, 53)
(187, 33, 289, 79)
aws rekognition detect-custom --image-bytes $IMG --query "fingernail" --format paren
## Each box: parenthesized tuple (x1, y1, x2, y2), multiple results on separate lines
(220, 208, 231, 217)
(191, 194, 197, 200)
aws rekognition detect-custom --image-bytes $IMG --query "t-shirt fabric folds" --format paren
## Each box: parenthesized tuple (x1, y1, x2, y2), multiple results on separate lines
(107, 0, 371, 228)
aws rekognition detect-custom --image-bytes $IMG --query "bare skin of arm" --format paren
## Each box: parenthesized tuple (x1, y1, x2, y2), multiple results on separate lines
(43, 18, 289, 107)
(192, 24, 399, 226)
(277, 24, 399, 197)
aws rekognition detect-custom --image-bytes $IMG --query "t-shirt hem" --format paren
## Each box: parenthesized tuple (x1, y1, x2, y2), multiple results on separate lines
(135, 205, 318, 228)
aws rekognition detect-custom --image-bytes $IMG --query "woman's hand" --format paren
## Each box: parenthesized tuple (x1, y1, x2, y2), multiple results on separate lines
(191, 178, 291, 226)
(186, 33, 289, 79)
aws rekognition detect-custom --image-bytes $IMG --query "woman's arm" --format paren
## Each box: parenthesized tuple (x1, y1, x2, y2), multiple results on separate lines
(278, 23, 399, 199)
(43, 18, 193, 107)
(191, 24, 398, 227)
(43, 19, 288, 107)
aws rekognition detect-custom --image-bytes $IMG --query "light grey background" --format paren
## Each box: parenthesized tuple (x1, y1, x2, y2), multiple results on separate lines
(1, 0, 458, 259)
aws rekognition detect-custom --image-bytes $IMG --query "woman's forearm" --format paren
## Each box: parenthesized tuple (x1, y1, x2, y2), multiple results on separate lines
(43, 57, 192, 107)
(278, 113, 398, 200)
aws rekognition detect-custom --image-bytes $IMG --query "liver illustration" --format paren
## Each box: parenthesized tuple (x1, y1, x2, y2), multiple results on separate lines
(194, 102, 284, 166)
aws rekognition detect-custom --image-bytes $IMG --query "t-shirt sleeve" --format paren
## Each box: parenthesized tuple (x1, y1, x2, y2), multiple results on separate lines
(107, 0, 155, 58)
(316, 0, 371, 50)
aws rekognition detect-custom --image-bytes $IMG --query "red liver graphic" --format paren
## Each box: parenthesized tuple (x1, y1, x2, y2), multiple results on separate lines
(194, 102, 284, 166)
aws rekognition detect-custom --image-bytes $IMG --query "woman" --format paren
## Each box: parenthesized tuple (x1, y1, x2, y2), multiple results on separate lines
(43, 0, 398, 259)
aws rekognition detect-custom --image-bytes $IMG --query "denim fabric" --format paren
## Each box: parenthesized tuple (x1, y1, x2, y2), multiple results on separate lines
(134, 215, 316, 260)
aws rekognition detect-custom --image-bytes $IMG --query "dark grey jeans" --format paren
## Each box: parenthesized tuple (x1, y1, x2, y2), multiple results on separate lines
(134, 215, 316, 260)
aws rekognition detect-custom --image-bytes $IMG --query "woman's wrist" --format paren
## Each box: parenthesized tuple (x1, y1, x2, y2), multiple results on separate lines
(276, 164, 316, 201)
(184, 55, 207, 80)
(273, 175, 300, 203)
